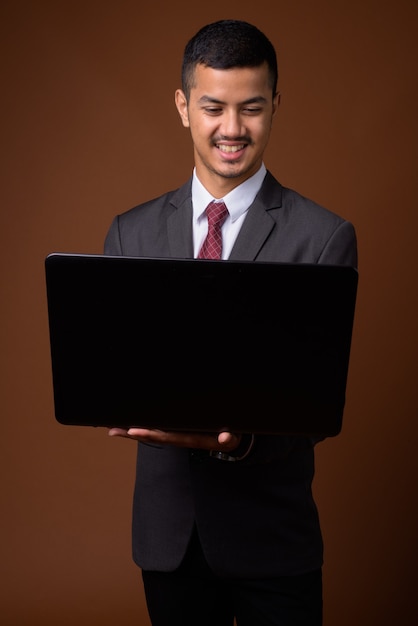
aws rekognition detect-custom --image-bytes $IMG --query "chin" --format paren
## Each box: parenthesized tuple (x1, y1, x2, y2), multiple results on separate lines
(215, 163, 248, 179)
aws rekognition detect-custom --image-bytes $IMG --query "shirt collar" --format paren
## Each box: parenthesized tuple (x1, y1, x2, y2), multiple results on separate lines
(192, 164, 267, 223)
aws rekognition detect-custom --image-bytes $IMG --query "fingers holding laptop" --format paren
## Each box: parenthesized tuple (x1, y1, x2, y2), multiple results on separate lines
(108, 427, 241, 451)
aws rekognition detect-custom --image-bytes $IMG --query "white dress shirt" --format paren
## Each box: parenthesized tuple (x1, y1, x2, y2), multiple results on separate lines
(192, 164, 267, 259)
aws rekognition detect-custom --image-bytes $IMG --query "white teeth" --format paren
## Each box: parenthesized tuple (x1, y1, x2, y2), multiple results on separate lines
(217, 144, 245, 153)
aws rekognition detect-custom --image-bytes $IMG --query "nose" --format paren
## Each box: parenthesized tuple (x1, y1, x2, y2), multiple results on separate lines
(221, 109, 244, 138)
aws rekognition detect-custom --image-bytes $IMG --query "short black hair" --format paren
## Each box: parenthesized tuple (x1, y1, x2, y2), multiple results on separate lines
(181, 20, 278, 101)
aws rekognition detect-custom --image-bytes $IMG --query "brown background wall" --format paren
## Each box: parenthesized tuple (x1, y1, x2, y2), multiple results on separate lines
(1, 1, 417, 624)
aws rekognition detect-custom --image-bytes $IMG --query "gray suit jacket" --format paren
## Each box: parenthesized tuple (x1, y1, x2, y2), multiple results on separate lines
(104, 171, 357, 578)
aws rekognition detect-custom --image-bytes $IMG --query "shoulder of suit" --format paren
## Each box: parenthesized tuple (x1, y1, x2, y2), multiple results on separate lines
(264, 171, 347, 225)
(116, 179, 192, 222)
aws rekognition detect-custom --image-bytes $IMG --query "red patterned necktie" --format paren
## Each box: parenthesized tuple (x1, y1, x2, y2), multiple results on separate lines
(198, 200, 229, 260)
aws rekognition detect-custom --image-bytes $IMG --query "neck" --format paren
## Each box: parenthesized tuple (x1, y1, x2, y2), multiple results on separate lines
(195, 167, 256, 199)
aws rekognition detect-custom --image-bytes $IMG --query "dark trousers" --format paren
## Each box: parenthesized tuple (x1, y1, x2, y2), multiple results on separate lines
(142, 529, 323, 626)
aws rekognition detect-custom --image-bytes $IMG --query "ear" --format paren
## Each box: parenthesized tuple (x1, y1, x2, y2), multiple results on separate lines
(175, 89, 190, 127)
(272, 91, 281, 116)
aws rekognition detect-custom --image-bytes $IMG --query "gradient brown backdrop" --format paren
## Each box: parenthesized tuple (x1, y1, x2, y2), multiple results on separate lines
(1, 1, 417, 625)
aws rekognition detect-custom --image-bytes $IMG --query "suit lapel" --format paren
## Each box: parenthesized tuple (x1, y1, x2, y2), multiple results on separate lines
(229, 171, 283, 261)
(164, 171, 284, 261)
(167, 181, 194, 258)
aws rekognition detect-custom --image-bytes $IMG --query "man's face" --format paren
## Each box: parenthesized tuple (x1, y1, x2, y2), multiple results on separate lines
(175, 63, 279, 196)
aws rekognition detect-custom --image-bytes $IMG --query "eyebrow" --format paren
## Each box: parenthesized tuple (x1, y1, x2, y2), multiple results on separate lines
(197, 95, 268, 105)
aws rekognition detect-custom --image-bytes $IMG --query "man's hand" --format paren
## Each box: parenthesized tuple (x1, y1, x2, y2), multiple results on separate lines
(108, 427, 241, 452)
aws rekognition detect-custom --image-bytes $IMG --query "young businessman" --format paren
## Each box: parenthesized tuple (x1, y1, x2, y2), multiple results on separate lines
(105, 19, 357, 626)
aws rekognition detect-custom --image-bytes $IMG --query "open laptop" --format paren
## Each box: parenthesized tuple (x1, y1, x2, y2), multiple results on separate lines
(44, 253, 358, 435)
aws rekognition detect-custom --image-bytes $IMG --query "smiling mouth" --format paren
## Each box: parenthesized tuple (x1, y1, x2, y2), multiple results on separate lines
(216, 143, 246, 153)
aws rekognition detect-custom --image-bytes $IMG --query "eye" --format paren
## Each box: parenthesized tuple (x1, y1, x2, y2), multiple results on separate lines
(203, 107, 223, 115)
(242, 107, 263, 115)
